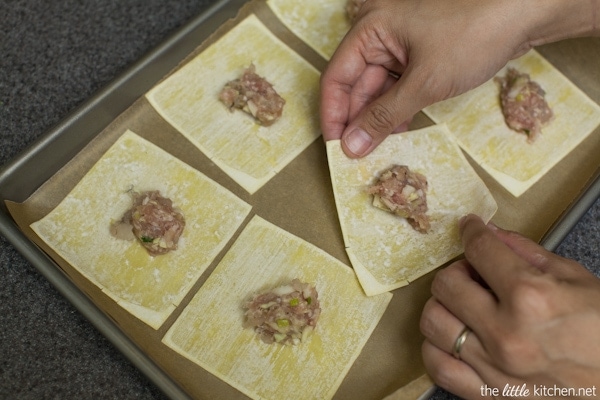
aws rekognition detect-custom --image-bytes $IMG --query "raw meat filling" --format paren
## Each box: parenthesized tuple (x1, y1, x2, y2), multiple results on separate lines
(368, 165, 430, 233)
(110, 190, 185, 256)
(243, 279, 320, 346)
(219, 64, 285, 126)
(495, 67, 554, 142)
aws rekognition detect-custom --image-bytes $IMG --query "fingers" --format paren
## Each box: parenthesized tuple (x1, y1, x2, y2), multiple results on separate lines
(460, 214, 592, 295)
(421, 280, 530, 398)
(420, 298, 471, 357)
(339, 70, 424, 157)
(320, 13, 417, 155)
(320, 66, 353, 142)
(347, 64, 397, 126)
(430, 259, 498, 335)
(419, 195, 592, 398)
(391, 119, 411, 134)
(319, 31, 367, 142)
(422, 340, 485, 399)
(420, 298, 488, 398)
(488, 221, 590, 280)
(320, 56, 406, 147)
(459, 214, 543, 299)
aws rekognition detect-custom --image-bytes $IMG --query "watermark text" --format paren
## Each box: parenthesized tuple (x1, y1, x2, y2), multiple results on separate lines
(480, 383, 597, 397)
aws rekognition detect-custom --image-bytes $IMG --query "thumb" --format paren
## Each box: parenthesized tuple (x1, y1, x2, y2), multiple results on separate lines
(340, 67, 428, 158)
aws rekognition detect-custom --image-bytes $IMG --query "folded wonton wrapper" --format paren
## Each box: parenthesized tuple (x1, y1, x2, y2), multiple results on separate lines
(30, 130, 252, 329)
(423, 50, 600, 197)
(327, 124, 498, 296)
(163, 216, 392, 400)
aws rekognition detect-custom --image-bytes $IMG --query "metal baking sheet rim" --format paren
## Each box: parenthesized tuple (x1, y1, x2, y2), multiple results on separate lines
(0, 0, 598, 399)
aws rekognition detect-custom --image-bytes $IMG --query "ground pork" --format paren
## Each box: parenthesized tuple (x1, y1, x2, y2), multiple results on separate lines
(495, 67, 554, 142)
(110, 190, 185, 256)
(219, 63, 285, 126)
(243, 279, 320, 346)
(368, 165, 430, 233)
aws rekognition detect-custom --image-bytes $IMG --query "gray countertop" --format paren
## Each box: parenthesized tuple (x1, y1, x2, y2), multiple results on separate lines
(1, 1, 598, 399)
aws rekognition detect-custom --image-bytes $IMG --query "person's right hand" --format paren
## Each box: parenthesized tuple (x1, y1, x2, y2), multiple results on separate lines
(420, 215, 600, 399)
(320, 0, 597, 158)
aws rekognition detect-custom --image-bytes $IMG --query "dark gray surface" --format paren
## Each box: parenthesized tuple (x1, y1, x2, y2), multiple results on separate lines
(0, 1, 598, 399)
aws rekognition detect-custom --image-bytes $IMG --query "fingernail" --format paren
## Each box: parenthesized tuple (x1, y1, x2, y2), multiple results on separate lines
(343, 128, 372, 157)
(487, 221, 499, 232)
(459, 214, 481, 234)
(458, 214, 470, 230)
(392, 120, 411, 133)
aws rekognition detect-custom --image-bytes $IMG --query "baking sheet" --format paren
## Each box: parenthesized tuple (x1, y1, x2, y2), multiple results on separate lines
(0, 0, 599, 399)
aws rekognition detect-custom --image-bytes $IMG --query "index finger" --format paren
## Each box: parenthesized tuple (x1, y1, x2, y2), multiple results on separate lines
(320, 40, 367, 141)
(459, 214, 542, 299)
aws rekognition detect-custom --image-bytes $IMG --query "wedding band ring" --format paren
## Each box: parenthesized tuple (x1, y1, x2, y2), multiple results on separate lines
(452, 326, 471, 360)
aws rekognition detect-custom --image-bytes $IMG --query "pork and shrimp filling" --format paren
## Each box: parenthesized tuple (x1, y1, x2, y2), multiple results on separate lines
(243, 279, 320, 346)
(495, 67, 554, 142)
(110, 190, 185, 256)
(219, 63, 286, 126)
(368, 165, 430, 233)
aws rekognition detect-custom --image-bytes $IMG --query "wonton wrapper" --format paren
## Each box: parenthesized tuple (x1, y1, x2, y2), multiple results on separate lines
(163, 216, 392, 400)
(30, 130, 252, 329)
(327, 124, 498, 296)
(146, 15, 321, 194)
(423, 50, 600, 197)
(267, 0, 350, 60)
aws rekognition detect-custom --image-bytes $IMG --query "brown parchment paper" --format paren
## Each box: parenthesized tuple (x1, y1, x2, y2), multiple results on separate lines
(6, 0, 600, 399)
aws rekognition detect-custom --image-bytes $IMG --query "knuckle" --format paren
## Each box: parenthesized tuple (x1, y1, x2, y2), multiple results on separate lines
(419, 313, 435, 338)
(509, 276, 554, 319)
(408, 68, 455, 107)
(430, 262, 463, 298)
(430, 269, 450, 298)
(463, 229, 492, 258)
(363, 101, 396, 135)
(419, 301, 438, 339)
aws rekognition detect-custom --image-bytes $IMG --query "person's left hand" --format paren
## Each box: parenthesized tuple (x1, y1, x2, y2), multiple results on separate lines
(420, 214, 600, 399)
(320, 0, 533, 158)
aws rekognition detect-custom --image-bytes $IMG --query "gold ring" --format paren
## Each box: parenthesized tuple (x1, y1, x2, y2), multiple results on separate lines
(452, 326, 471, 360)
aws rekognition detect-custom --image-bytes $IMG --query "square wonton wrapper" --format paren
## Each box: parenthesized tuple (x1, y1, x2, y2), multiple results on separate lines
(327, 124, 498, 296)
(267, 0, 350, 60)
(423, 50, 600, 197)
(146, 14, 321, 194)
(163, 216, 392, 400)
(30, 130, 251, 329)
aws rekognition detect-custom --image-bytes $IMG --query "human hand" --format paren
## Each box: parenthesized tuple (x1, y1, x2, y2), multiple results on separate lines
(320, 0, 598, 158)
(320, 0, 532, 157)
(420, 214, 600, 399)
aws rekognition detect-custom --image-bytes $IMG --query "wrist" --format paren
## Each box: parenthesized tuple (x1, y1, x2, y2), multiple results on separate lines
(525, 0, 600, 47)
